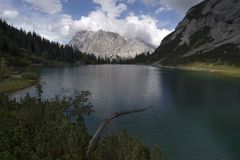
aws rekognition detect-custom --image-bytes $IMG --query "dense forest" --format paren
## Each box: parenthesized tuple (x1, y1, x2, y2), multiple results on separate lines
(0, 19, 100, 66)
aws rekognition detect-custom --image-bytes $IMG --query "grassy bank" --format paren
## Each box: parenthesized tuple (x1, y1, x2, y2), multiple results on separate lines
(158, 63, 240, 79)
(0, 69, 38, 93)
(0, 54, 72, 93)
(0, 79, 36, 93)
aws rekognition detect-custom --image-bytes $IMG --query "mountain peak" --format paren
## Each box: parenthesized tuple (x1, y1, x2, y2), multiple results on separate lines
(69, 30, 155, 59)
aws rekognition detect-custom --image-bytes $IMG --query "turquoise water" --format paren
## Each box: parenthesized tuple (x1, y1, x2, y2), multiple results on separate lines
(12, 65, 240, 160)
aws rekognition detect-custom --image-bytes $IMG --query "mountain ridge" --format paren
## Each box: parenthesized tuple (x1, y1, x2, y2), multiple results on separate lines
(69, 30, 156, 59)
(150, 0, 240, 66)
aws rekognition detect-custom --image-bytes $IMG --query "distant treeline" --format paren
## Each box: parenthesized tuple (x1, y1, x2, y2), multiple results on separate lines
(118, 52, 151, 64)
(94, 52, 152, 64)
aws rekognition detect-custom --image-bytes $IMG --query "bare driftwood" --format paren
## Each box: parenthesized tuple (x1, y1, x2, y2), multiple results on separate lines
(86, 106, 151, 158)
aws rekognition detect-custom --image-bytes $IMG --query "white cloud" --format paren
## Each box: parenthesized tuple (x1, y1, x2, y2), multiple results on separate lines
(160, 0, 203, 14)
(155, 6, 170, 14)
(141, 0, 159, 6)
(67, 0, 171, 46)
(93, 0, 127, 18)
(19, 0, 170, 46)
(0, 0, 172, 46)
(133, 0, 203, 14)
(127, 0, 136, 4)
(58, 14, 74, 37)
(1, 9, 19, 18)
(22, 0, 63, 14)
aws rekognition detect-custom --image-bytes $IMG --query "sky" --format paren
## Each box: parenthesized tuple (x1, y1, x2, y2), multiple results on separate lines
(0, 0, 203, 46)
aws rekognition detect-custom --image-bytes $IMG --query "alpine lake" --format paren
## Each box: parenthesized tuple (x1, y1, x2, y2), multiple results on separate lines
(11, 65, 240, 160)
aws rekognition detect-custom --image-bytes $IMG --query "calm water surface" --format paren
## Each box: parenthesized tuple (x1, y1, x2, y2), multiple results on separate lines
(12, 65, 240, 160)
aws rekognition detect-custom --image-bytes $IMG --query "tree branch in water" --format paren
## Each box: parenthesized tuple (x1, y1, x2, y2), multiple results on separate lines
(86, 106, 151, 158)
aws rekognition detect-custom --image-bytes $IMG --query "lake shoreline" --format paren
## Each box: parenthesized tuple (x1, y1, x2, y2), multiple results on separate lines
(5, 62, 240, 93)
(0, 70, 38, 93)
(0, 61, 85, 93)
(152, 63, 240, 79)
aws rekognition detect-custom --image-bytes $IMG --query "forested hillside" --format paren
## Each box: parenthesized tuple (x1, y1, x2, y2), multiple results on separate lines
(0, 19, 98, 66)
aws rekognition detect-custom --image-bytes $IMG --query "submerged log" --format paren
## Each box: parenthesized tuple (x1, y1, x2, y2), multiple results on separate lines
(86, 106, 151, 158)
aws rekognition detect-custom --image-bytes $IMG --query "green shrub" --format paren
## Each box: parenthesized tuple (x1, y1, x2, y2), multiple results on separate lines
(92, 131, 164, 160)
(0, 91, 92, 160)
(0, 90, 164, 160)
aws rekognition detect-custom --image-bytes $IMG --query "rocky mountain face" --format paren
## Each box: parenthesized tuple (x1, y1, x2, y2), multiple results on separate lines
(69, 30, 155, 60)
(151, 0, 240, 65)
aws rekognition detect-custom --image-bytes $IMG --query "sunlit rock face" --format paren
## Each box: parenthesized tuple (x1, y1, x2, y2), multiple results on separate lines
(151, 0, 240, 65)
(69, 30, 155, 60)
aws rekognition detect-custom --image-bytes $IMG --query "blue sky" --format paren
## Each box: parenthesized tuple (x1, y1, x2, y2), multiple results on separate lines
(0, 0, 202, 46)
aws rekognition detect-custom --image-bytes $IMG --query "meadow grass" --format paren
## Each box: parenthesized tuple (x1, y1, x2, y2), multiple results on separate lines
(0, 70, 38, 93)
(177, 62, 240, 79)
(0, 79, 36, 93)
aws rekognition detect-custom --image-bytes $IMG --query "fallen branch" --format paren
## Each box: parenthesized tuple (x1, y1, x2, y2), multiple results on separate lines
(86, 106, 151, 159)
